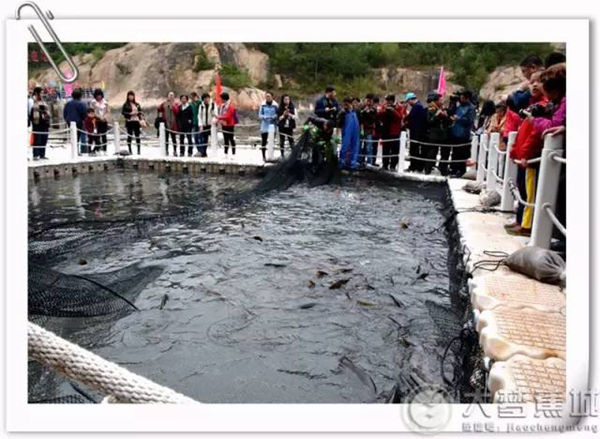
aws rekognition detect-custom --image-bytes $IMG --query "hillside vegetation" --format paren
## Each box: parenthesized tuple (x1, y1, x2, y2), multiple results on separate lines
(252, 42, 554, 95)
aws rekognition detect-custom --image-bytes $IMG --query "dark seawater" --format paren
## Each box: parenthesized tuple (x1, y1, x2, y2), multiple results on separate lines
(28, 169, 465, 403)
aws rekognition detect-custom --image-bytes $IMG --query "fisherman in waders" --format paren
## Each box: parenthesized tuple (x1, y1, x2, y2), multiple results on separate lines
(303, 116, 338, 173)
(337, 97, 361, 170)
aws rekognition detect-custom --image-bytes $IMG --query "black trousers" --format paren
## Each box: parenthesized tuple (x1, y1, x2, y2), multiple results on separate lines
(260, 131, 269, 160)
(97, 120, 108, 152)
(409, 137, 424, 172)
(382, 135, 400, 170)
(180, 133, 194, 156)
(223, 126, 236, 154)
(450, 136, 471, 176)
(126, 120, 141, 154)
(439, 144, 452, 176)
(88, 134, 102, 153)
(32, 123, 49, 158)
(423, 143, 439, 174)
(279, 127, 294, 156)
(165, 131, 178, 155)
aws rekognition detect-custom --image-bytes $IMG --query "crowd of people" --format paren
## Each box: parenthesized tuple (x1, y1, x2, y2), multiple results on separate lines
(28, 53, 566, 202)
(27, 51, 567, 244)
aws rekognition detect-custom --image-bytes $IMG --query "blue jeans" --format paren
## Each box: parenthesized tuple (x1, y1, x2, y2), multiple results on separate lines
(77, 130, 88, 154)
(363, 134, 375, 165)
(192, 125, 202, 153)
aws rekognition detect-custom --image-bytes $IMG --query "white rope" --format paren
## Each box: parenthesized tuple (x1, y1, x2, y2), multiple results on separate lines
(28, 322, 198, 404)
(405, 155, 470, 164)
(508, 178, 535, 208)
(550, 152, 567, 165)
(409, 139, 472, 148)
(30, 128, 71, 135)
(492, 170, 504, 183)
(542, 203, 566, 236)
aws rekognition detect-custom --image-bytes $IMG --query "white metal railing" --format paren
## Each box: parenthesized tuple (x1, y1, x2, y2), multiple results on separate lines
(474, 130, 566, 249)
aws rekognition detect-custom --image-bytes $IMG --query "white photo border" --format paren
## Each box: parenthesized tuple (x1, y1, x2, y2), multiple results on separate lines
(5, 18, 589, 432)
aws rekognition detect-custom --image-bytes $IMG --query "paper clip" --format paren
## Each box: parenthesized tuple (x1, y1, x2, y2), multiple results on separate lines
(16, 2, 79, 83)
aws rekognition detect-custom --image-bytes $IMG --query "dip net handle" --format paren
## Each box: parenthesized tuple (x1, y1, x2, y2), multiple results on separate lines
(28, 322, 198, 404)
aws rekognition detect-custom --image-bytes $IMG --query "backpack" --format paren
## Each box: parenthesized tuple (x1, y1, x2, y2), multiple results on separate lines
(232, 108, 240, 125)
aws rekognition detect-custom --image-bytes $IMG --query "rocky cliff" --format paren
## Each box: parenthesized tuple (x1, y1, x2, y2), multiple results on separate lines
(32, 42, 519, 110)
(479, 66, 527, 103)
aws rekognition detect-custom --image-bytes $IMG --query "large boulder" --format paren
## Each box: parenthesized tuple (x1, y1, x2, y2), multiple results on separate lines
(375, 67, 462, 102)
(31, 43, 271, 110)
(479, 66, 527, 103)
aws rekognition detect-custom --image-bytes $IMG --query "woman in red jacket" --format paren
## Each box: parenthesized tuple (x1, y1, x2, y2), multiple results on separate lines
(217, 92, 237, 156)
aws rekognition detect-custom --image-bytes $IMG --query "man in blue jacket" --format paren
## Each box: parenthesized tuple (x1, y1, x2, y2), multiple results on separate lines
(314, 86, 339, 123)
(449, 90, 476, 177)
(405, 92, 428, 173)
(63, 89, 89, 154)
(258, 91, 278, 161)
(510, 55, 544, 112)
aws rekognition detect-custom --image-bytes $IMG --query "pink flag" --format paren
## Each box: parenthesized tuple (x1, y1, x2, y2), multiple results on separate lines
(437, 66, 447, 96)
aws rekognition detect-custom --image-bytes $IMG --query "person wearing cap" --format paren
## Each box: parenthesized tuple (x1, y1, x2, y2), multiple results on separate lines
(449, 90, 476, 177)
(426, 92, 451, 175)
(405, 92, 428, 172)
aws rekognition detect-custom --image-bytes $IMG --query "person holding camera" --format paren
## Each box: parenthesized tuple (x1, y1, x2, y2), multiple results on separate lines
(426, 92, 451, 175)
(360, 94, 379, 166)
(448, 90, 476, 177)
(315, 86, 340, 123)
(379, 94, 406, 171)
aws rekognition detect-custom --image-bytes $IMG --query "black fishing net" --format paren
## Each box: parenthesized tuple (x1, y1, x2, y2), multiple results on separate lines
(28, 263, 163, 318)
(28, 127, 475, 403)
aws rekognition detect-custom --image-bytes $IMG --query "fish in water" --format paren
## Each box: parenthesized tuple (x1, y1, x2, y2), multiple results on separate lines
(159, 293, 169, 310)
(78, 258, 88, 266)
(387, 315, 403, 328)
(299, 302, 317, 310)
(329, 278, 351, 290)
(389, 294, 405, 308)
(415, 272, 429, 281)
(253, 236, 264, 242)
(336, 267, 353, 274)
(338, 355, 377, 395)
(316, 270, 329, 278)
(357, 299, 376, 307)
(264, 262, 286, 268)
